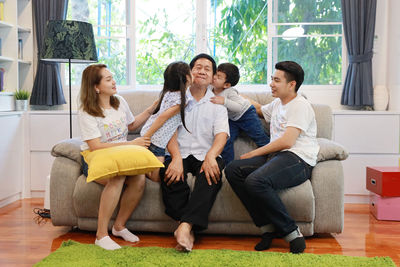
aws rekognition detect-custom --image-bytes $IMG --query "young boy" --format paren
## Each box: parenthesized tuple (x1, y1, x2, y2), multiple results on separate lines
(211, 63, 270, 164)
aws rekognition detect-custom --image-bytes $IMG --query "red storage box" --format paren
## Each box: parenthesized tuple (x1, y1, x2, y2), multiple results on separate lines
(370, 192, 400, 221)
(366, 166, 400, 197)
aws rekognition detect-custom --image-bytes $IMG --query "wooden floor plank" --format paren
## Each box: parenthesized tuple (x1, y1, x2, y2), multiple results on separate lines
(0, 198, 399, 266)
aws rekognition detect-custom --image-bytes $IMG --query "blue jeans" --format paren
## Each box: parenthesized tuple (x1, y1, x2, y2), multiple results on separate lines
(148, 143, 166, 157)
(224, 151, 313, 236)
(221, 105, 270, 165)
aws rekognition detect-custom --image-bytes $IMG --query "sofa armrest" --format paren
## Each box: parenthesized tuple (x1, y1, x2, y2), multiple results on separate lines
(51, 138, 84, 164)
(50, 139, 84, 227)
(310, 160, 344, 234)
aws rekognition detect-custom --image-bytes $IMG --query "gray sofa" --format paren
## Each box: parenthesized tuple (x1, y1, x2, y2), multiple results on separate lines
(50, 90, 348, 236)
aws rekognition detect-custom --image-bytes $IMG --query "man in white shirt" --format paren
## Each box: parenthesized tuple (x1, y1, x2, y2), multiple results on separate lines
(225, 61, 319, 254)
(160, 54, 229, 252)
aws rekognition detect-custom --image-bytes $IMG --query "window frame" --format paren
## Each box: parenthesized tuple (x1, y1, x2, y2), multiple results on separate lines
(69, 0, 346, 91)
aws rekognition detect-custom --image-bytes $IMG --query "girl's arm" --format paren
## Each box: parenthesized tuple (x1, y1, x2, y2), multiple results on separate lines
(128, 100, 159, 131)
(142, 105, 180, 138)
(85, 136, 151, 151)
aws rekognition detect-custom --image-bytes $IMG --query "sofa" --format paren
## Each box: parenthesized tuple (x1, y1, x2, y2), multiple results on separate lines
(50, 90, 348, 236)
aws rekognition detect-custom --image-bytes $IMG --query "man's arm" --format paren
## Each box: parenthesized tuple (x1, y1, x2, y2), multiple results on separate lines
(241, 127, 301, 159)
(200, 132, 228, 185)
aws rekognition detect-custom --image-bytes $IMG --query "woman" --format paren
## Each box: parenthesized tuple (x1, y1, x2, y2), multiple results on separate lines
(78, 64, 157, 250)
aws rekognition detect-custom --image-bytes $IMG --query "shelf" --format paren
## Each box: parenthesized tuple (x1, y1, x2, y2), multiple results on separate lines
(18, 26, 31, 33)
(1, 0, 33, 93)
(0, 56, 14, 62)
(0, 21, 13, 28)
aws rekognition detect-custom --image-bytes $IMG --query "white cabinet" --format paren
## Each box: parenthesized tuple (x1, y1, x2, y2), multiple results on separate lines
(29, 111, 80, 193)
(0, 0, 33, 93)
(0, 113, 24, 207)
(333, 111, 400, 203)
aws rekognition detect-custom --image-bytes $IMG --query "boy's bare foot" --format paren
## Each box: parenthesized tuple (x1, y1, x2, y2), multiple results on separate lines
(174, 222, 194, 252)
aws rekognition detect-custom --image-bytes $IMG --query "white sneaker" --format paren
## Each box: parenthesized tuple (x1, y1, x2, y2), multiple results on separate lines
(112, 226, 140, 243)
(95, 236, 121, 250)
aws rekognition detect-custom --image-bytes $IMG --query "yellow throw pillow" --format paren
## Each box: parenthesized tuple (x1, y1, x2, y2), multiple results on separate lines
(81, 145, 164, 183)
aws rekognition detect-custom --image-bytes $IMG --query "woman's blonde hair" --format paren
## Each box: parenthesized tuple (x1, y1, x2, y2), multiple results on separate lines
(80, 64, 120, 117)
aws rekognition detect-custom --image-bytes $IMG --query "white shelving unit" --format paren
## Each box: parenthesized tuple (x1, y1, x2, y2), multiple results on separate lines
(0, 0, 32, 207)
(0, 0, 33, 95)
(332, 110, 400, 204)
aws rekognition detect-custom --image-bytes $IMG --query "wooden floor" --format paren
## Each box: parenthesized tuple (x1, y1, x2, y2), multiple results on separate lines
(1, 198, 399, 266)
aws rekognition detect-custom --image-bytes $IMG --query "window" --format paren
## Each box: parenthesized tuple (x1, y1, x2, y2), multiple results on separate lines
(66, 0, 342, 87)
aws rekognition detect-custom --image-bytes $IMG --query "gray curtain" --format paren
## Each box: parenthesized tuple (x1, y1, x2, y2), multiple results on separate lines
(341, 0, 377, 107)
(30, 0, 68, 106)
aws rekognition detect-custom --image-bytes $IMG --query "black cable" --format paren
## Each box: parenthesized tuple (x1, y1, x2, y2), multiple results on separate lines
(33, 208, 51, 218)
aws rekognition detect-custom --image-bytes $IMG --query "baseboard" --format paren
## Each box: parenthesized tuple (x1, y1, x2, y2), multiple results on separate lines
(0, 193, 22, 208)
(344, 194, 369, 204)
(30, 191, 45, 198)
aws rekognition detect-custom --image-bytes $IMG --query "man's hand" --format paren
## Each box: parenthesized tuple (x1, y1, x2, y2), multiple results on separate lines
(130, 136, 150, 148)
(200, 153, 221, 185)
(164, 157, 184, 186)
(240, 151, 255, 160)
(210, 96, 225, 105)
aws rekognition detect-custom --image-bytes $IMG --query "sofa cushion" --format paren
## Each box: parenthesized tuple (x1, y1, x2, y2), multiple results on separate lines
(73, 176, 173, 221)
(317, 138, 348, 162)
(51, 138, 83, 164)
(209, 176, 315, 223)
(81, 145, 164, 182)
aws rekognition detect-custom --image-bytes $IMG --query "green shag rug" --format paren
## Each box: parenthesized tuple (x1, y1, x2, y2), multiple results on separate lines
(35, 240, 395, 267)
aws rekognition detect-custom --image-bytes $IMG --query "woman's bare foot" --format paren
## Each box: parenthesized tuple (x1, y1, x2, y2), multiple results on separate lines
(174, 222, 194, 252)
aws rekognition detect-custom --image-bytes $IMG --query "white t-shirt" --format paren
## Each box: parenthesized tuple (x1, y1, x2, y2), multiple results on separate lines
(78, 95, 135, 151)
(261, 94, 319, 166)
(177, 87, 230, 161)
(140, 91, 184, 149)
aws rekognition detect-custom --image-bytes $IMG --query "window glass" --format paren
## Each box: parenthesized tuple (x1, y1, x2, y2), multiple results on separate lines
(136, 0, 196, 85)
(208, 0, 268, 84)
(67, 0, 127, 86)
(272, 36, 342, 85)
(272, 0, 342, 85)
(274, 0, 342, 23)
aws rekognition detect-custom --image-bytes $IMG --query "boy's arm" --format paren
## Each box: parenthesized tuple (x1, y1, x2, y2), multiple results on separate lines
(142, 105, 180, 138)
(241, 95, 263, 117)
(211, 90, 245, 113)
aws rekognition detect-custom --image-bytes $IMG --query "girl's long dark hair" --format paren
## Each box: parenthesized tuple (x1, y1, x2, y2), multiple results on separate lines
(153, 61, 191, 132)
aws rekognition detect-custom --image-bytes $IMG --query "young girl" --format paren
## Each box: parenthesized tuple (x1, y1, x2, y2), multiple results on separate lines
(140, 61, 192, 182)
(78, 64, 157, 250)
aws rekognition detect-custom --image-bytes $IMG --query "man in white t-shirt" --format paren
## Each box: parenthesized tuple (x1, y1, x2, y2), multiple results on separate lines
(225, 61, 319, 254)
(159, 54, 229, 252)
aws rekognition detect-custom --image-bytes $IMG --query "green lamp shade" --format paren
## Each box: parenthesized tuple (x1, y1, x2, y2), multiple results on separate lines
(41, 20, 98, 63)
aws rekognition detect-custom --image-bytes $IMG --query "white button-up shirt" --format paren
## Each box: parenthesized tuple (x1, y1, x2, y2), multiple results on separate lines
(177, 87, 230, 161)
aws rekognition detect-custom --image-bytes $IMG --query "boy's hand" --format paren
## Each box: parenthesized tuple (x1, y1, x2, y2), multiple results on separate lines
(210, 96, 225, 105)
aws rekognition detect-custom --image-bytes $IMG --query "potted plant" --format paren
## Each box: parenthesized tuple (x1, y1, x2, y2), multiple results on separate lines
(15, 90, 30, 111)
